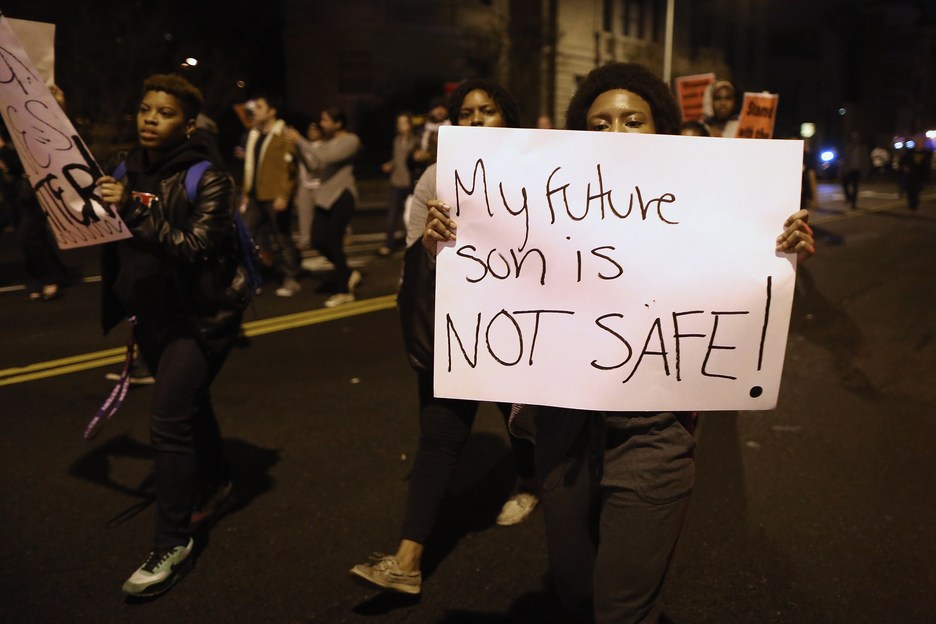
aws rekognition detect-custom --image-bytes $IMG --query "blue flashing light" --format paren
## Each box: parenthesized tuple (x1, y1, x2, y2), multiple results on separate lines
(907, 140, 916, 149)
(820, 150, 835, 162)
(895, 141, 904, 149)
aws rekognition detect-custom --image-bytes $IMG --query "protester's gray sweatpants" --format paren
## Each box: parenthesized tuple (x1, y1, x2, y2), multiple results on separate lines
(534, 409, 696, 624)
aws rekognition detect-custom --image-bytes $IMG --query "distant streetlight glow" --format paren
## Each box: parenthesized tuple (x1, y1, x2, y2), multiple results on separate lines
(906, 140, 916, 149)
(185, 57, 199, 67)
(800, 122, 816, 138)
(838, 108, 846, 116)
(895, 141, 904, 149)
(820, 150, 835, 162)
(926, 130, 936, 140)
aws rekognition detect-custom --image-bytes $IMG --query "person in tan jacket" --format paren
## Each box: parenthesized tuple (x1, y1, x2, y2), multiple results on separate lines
(242, 95, 300, 296)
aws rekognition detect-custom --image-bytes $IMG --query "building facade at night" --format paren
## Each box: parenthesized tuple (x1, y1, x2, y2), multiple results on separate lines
(282, 0, 934, 160)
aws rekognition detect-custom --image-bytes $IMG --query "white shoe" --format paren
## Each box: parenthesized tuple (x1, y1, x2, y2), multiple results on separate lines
(324, 292, 355, 308)
(496, 492, 539, 526)
(275, 277, 301, 297)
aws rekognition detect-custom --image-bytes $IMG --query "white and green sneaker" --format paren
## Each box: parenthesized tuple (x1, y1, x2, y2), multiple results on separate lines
(122, 538, 194, 597)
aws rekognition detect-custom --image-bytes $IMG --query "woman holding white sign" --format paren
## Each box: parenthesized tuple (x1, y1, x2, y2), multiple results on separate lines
(350, 79, 539, 596)
(422, 62, 814, 623)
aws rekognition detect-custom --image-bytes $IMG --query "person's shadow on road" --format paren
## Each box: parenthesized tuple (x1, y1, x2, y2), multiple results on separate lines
(68, 434, 281, 529)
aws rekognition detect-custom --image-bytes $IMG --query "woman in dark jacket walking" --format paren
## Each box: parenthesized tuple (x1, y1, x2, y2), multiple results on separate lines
(96, 73, 248, 598)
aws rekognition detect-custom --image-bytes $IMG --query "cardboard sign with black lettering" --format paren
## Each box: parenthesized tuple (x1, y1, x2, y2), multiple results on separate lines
(0, 13, 130, 248)
(433, 126, 803, 411)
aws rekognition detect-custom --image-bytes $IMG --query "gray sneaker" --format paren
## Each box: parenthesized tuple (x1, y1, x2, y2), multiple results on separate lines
(350, 553, 421, 595)
(122, 538, 194, 597)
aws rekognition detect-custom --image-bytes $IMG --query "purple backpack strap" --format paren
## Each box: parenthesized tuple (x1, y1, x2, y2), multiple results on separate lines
(84, 317, 138, 440)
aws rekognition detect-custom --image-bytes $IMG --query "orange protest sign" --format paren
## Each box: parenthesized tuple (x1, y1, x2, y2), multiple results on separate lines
(736, 92, 779, 139)
(674, 73, 715, 123)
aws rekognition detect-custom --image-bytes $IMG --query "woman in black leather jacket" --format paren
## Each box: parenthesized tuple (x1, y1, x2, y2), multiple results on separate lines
(96, 73, 246, 598)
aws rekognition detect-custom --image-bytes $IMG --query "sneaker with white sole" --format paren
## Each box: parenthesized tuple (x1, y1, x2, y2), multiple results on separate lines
(122, 538, 194, 597)
(324, 292, 355, 307)
(275, 277, 301, 297)
(350, 553, 421, 595)
(496, 492, 539, 526)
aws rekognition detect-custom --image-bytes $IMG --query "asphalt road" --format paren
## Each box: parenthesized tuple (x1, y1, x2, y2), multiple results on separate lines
(1, 179, 934, 623)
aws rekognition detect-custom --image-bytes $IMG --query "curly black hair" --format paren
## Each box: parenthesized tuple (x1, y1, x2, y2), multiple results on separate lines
(446, 79, 522, 129)
(564, 62, 680, 135)
(142, 73, 203, 120)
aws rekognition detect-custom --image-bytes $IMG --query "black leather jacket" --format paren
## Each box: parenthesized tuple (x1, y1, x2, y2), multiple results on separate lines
(101, 165, 249, 346)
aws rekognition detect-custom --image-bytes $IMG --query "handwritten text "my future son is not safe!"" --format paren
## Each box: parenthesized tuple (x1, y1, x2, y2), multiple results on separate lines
(433, 126, 804, 412)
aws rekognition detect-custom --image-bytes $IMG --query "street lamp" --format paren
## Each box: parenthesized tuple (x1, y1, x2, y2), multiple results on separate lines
(663, 0, 674, 84)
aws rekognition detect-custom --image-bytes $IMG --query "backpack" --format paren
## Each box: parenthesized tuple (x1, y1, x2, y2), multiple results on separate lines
(111, 159, 263, 294)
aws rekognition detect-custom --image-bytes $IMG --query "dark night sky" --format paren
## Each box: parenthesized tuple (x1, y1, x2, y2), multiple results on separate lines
(2, 1, 933, 157)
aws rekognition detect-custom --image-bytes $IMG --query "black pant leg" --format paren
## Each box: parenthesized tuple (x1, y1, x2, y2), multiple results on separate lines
(400, 370, 480, 544)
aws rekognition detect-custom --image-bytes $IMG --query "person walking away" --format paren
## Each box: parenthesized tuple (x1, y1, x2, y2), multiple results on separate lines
(95, 73, 248, 597)
(900, 136, 932, 213)
(802, 137, 820, 210)
(841, 131, 870, 210)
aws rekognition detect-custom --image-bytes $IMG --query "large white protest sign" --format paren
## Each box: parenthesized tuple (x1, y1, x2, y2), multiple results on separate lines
(433, 126, 803, 412)
(0, 13, 130, 248)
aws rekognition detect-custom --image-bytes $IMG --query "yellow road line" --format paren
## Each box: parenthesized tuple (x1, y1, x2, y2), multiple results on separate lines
(0, 294, 398, 387)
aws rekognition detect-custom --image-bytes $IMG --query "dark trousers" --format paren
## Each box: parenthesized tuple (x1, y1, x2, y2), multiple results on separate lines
(243, 197, 299, 280)
(135, 324, 233, 549)
(17, 184, 68, 290)
(400, 370, 535, 544)
(842, 170, 861, 208)
(311, 191, 355, 292)
(535, 409, 695, 624)
(906, 178, 924, 210)
(384, 186, 409, 248)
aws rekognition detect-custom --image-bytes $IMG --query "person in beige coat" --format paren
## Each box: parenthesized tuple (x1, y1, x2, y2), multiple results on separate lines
(242, 95, 299, 297)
